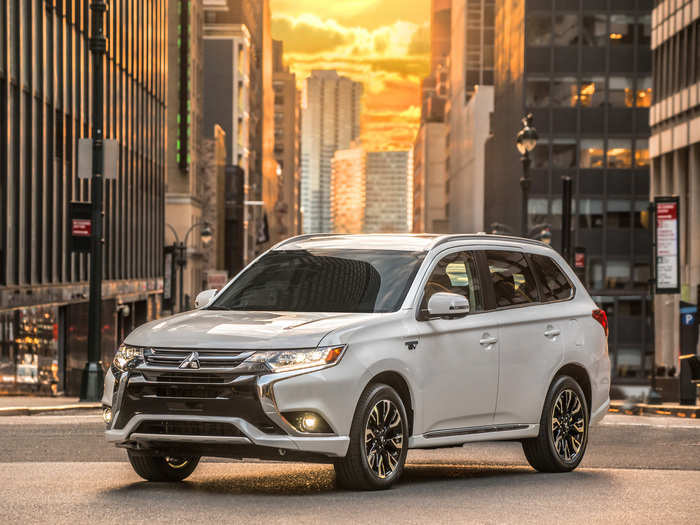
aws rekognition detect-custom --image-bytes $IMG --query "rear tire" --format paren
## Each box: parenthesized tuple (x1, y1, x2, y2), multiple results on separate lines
(522, 375, 589, 473)
(334, 383, 409, 491)
(127, 451, 200, 482)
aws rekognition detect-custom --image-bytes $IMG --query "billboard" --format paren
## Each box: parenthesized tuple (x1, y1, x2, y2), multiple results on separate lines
(655, 196, 680, 295)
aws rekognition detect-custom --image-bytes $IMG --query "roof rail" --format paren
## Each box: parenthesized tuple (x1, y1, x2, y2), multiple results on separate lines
(272, 233, 337, 249)
(430, 234, 552, 250)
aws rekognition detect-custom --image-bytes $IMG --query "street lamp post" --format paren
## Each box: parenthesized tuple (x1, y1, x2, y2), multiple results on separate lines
(80, 0, 107, 402)
(166, 222, 213, 313)
(516, 114, 538, 238)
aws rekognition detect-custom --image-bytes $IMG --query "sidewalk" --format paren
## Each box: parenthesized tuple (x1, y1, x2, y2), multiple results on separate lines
(610, 400, 699, 419)
(0, 396, 101, 416)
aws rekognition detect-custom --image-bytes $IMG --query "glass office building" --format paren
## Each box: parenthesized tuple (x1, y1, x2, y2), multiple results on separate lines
(487, 0, 654, 386)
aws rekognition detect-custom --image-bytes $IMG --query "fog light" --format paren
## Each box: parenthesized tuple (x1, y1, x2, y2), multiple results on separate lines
(102, 407, 112, 425)
(301, 414, 318, 431)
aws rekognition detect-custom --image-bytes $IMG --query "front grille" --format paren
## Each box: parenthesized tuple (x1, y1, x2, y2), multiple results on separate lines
(135, 420, 245, 437)
(142, 373, 234, 384)
(143, 348, 251, 369)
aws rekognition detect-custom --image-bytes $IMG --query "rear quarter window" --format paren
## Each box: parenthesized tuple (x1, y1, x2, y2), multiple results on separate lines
(530, 254, 574, 302)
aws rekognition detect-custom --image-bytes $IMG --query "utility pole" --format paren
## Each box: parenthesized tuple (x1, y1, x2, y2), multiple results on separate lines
(80, 0, 107, 401)
(561, 176, 573, 263)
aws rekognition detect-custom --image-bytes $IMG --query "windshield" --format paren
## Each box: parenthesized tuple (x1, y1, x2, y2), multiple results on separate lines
(210, 249, 426, 313)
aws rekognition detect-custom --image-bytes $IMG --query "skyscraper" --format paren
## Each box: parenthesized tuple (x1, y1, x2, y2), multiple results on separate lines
(331, 147, 367, 234)
(301, 71, 363, 233)
(486, 0, 654, 385)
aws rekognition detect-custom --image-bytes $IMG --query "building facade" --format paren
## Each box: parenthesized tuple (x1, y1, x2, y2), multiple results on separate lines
(331, 147, 367, 234)
(365, 151, 414, 233)
(202, 16, 253, 276)
(413, 122, 449, 233)
(203, 0, 277, 263)
(448, 85, 494, 234)
(431, 0, 452, 72)
(272, 40, 301, 238)
(301, 70, 363, 233)
(0, 0, 167, 395)
(648, 0, 700, 379)
(166, 0, 206, 311)
(487, 0, 654, 385)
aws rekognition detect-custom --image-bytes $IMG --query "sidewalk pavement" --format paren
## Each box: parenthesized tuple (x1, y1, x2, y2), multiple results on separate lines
(609, 400, 699, 419)
(0, 396, 100, 416)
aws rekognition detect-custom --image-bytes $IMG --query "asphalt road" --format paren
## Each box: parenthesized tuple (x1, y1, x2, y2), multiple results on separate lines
(1, 413, 699, 523)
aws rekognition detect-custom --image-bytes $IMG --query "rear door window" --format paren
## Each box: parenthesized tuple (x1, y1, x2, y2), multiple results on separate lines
(529, 254, 574, 301)
(485, 251, 539, 307)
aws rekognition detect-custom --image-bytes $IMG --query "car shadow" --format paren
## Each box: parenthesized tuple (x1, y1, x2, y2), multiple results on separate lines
(99, 462, 603, 498)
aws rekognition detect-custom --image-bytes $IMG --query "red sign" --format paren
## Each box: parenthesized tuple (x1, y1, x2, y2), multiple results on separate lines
(72, 219, 92, 237)
(575, 252, 585, 269)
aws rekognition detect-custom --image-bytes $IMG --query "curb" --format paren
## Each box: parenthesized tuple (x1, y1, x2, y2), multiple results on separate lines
(0, 403, 101, 417)
(609, 401, 700, 419)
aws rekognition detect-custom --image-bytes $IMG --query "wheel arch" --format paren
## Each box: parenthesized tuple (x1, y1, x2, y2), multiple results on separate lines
(554, 362, 592, 416)
(366, 371, 415, 436)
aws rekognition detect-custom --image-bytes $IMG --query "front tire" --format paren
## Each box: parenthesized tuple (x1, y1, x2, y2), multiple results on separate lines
(522, 375, 589, 473)
(334, 383, 409, 490)
(127, 451, 200, 482)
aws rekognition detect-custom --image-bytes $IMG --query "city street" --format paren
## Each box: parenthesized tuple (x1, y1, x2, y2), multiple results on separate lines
(1, 412, 699, 524)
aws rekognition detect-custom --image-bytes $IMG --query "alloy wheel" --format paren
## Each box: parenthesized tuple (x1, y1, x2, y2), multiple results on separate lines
(364, 399, 404, 479)
(165, 457, 190, 469)
(551, 388, 586, 462)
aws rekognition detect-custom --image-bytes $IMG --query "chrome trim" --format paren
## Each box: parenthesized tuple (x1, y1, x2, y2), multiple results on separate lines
(129, 433, 252, 445)
(424, 424, 529, 439)
(109, 370, 129, 430)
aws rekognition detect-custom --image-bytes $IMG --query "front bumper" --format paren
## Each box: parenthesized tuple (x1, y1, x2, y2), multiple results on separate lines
(103, 365, 350, 458)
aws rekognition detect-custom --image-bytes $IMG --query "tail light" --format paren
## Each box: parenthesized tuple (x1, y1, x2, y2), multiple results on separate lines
(592, 309, 608, 337)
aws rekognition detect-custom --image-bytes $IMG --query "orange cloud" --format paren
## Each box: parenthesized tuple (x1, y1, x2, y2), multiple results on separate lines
(270, 4, 429, 151)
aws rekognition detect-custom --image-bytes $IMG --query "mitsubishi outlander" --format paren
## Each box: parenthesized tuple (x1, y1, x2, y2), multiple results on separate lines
(103, 234, 610, 490)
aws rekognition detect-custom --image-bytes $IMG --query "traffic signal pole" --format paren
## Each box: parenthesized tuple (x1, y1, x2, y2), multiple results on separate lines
(80, 0, 107, 401)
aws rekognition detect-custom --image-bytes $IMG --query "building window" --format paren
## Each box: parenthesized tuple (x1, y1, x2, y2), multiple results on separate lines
(551, 77, 578, 107)
(552, 138, 577, 168)
(635, 139, 649, 168)
(581, 14, 608, 46)
(607, 139, 632, 169)
(579, 77, 606, 107)
(580, 139, 604, 168)
(638, 15, 651, 47)
(606, 260, 631, 289)
(553, 14, 578, 46)
(526, 78, 550, 107)
(608, 77, 635, 107)
(606, 200, 632, 228)
(532, 142, 550, 169)
(579, 199, 604, 229)
(635, 77, 652, 107)
(609, 15, 635, 44)
(526, 13, 552, 46)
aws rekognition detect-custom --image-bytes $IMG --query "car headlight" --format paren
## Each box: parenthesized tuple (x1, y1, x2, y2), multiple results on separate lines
(113, 344, 143, 371)
(243, 345, 346, 373)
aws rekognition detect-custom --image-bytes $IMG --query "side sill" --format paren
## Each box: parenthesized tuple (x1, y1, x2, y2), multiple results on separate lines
(424, 424, 530, 440)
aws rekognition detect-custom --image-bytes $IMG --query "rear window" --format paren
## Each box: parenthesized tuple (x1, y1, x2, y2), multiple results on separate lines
(486, 251, 539, 307)
(530, 254, 574, 301)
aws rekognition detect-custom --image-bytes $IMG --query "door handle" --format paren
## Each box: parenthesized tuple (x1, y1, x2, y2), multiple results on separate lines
(544, 327, 561, 339)
(480, 335, 498, 347)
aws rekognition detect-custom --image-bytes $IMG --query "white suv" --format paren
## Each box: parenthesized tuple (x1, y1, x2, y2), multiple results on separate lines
(103, 234, 610, 490)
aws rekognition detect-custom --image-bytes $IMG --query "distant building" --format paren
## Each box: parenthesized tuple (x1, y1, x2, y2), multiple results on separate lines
(431, 0, 452, 72)
(365, 151, 414, 233)
(272, 40, 302, 238)
(301, 71, 363, 233)
(448, 85, 494, 234)
(413, 123, 449, 233)
(202, 18, 253, 276)
(649, 0, 700, 380)
(0, 0, 167, 395)
(166, 0, 206, 311)
(331, 147, 367, 234)
(200, 125, 228, 274)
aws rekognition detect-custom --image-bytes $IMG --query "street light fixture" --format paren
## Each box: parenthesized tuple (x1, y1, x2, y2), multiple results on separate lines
(516, 114, 538, 237)
(166, 221, 213, 312)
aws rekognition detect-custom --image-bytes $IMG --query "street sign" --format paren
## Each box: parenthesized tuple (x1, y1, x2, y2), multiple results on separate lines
(682, 313, 696, 326)
(78, 138, 119, 179)
(574, 247, 586, 269)
(655, 196, 680, 294)
(69, 201, 92, 253)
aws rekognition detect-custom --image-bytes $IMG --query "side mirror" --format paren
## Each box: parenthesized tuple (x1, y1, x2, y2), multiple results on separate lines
(426, 292, 470, 319)
(195, 289, 218, 308)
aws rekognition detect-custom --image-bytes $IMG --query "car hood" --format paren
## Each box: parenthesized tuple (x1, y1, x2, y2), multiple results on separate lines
(123, 309, 380, 350)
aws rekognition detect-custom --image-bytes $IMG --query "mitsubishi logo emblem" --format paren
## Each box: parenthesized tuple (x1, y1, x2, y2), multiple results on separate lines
(179, 352, 200, 369)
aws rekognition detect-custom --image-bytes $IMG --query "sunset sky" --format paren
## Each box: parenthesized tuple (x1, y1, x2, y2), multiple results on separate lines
(270, 0, 430, 151)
